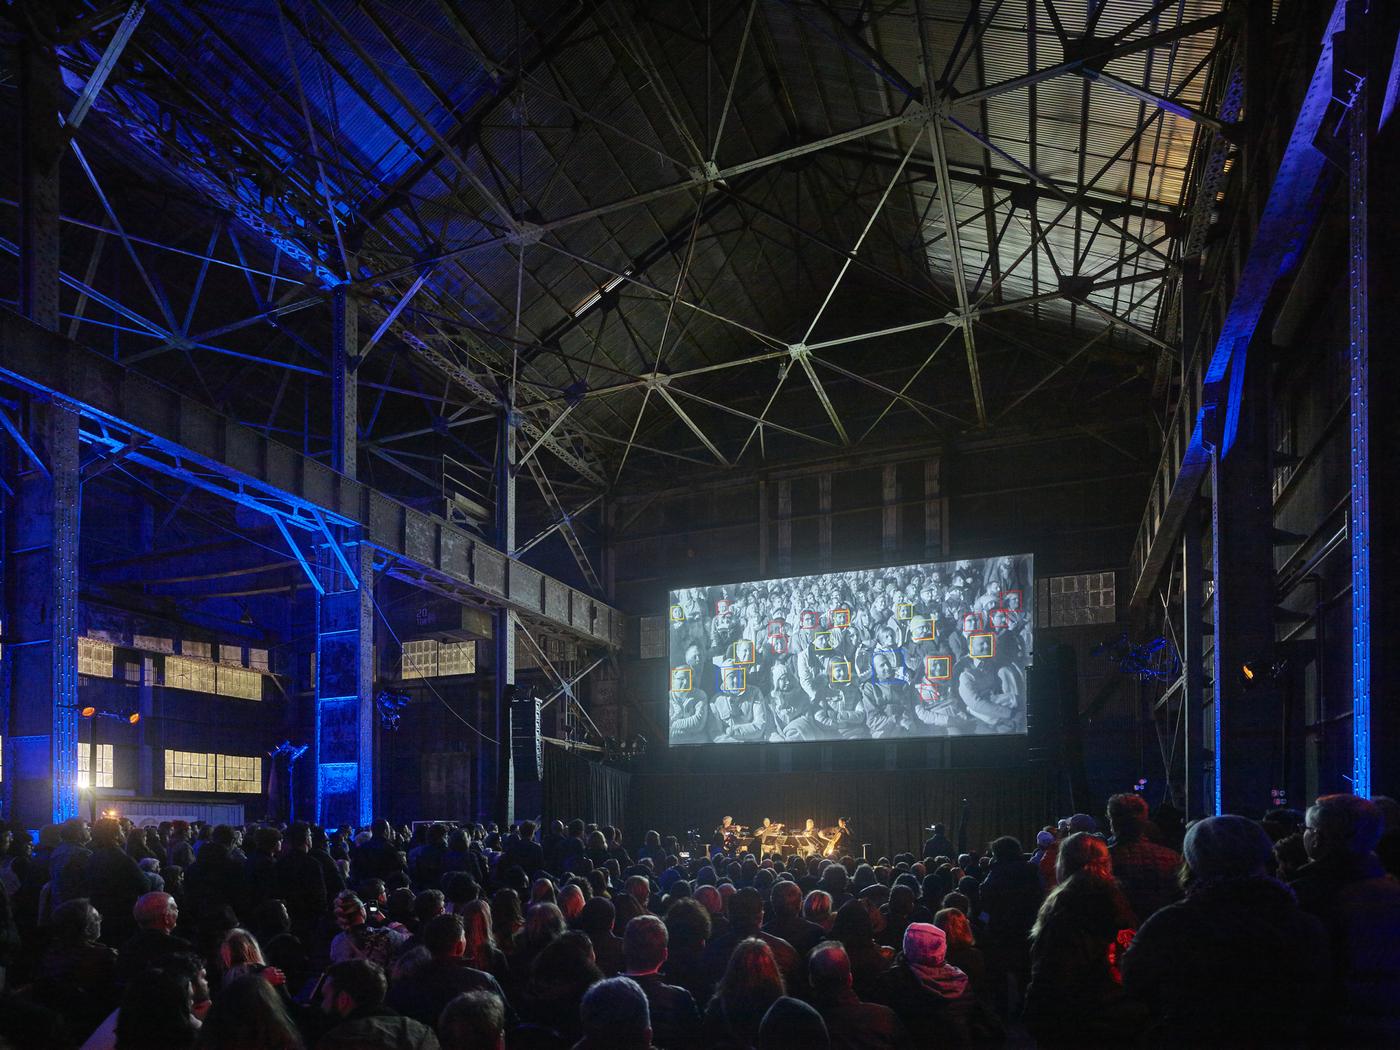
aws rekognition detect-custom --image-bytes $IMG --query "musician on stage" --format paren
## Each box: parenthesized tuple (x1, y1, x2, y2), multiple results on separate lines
(820, 817, 852, 858)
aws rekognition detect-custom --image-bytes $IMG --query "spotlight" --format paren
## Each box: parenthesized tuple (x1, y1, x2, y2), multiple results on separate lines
(127, 712, 141, 725)
(80, 706, 97, 718)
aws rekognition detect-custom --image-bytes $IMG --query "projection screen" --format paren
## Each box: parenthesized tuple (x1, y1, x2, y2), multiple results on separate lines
(667, 555, 1033, 745)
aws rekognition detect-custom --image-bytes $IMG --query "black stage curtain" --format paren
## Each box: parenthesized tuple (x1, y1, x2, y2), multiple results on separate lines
(542, 744, 631, 829)
(626, 766, 1068, 860)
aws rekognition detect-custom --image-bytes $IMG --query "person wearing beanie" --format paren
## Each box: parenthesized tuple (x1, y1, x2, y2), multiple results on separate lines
(868, 922, 994, 1047)
(757, 995, 829, 1050)
(1122, 814, 1328, 1048)
(1067, 813, 1099, 836)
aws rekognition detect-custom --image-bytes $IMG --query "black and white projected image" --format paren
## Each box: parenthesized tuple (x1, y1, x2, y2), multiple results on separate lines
(667, 555, 1034, 746)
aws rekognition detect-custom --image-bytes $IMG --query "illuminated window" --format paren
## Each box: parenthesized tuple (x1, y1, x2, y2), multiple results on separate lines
(249, 648, 269, 672)
(77, 742, 114, 789)
(216, 665, 263, 701)
(164, 750, 261, 794)
(78, 637, 114, 678)
(133, 634, 174, 654)
(164, 749, 215, 792)
(182, 640, 213, 660)
(401, 639, 439, 680)
(217, 754, 262, 793)
(164, 655, 216, 692)
(124, 661, 143, 684)
(439, 640, 477, 676)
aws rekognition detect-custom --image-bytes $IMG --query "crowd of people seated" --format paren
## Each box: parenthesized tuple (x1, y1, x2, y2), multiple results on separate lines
(0, 791, 1397, 1048)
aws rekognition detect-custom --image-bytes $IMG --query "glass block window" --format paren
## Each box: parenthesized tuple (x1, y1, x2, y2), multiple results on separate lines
(216, 665, 263, 701)
(401, 639, 439, 679)
(439, 640, 477, 676)
(78, 637, 114, 678)
(77, 742, 114, 789)
(217, 754, 262, 794)
(1043, 571, 1117, 627)
(164, 655, 216, 692)
(164, 749, 215, 792)
(164, 750, 261, 794)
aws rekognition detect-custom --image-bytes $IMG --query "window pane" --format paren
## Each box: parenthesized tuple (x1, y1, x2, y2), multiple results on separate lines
(439, 640, 476, 676)
(78, 637, 114, 678)
(215, 665, 263, 701)
(401, 639, 439, 680)
(165, 655, 216, 693)
(77, 743, 114, 788)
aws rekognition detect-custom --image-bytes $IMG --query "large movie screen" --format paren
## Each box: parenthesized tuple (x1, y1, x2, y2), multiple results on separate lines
(667, 555, 1033, 745)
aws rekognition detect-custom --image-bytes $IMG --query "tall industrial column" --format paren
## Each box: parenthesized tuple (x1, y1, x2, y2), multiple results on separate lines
(314, 285, 375, 827)
(493, 402, 516, 826)
(4, 25, 81, 825)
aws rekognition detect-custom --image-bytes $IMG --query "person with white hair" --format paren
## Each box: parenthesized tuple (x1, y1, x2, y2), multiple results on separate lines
(115, 892, 192, 983)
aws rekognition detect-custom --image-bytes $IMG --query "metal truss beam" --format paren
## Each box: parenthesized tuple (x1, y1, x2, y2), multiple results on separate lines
(0, 310, 624, 648)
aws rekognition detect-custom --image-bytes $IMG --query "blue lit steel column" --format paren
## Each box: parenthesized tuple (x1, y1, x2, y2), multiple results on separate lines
(1345, 6, 1371, 797)
(316, 285, 374, 827)
(4, 26, 80, 825)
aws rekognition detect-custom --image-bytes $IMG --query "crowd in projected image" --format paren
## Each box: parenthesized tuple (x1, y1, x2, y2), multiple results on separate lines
(667, 554, 1033, 746)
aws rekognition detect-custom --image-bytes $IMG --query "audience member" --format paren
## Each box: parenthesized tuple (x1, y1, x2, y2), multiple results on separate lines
(1123, 814, 1327, 1047)
(703, 937, 786, 1049)
(319, 958, 438, 1050)
(1106, 793, 1182, 922)
(621, 914, 701, 1049)
(1290, 794, 1400, 1044)
(806, 940, 907, 1050)
(1023, 832, 1142, 1048)
(437, 990, 505, 1050)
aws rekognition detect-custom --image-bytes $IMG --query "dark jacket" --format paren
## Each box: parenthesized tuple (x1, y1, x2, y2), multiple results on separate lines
(86, 846, 149, 947)
(1023, 875, 1142, 1049)
(319, 1005, 439, 1050)
(385, 957, 507, 1029)
(811, 986, 910, 1050)
(501, 837, 545, 877)
(183, 843, 247, 930)
(1109, 835, 1183, 922)
(274, 849, 328, 935)
(1292, 851, 1400, 1045)
(923, 834, 956, 861)
(1123, 875, 1327, 1048)
(626, 971, 702, 1049)
(977, 859, 1043, 948)
(763, 913, 826, 958)
(115, 928, 195, 984)
(868, 956, 984, 1049)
